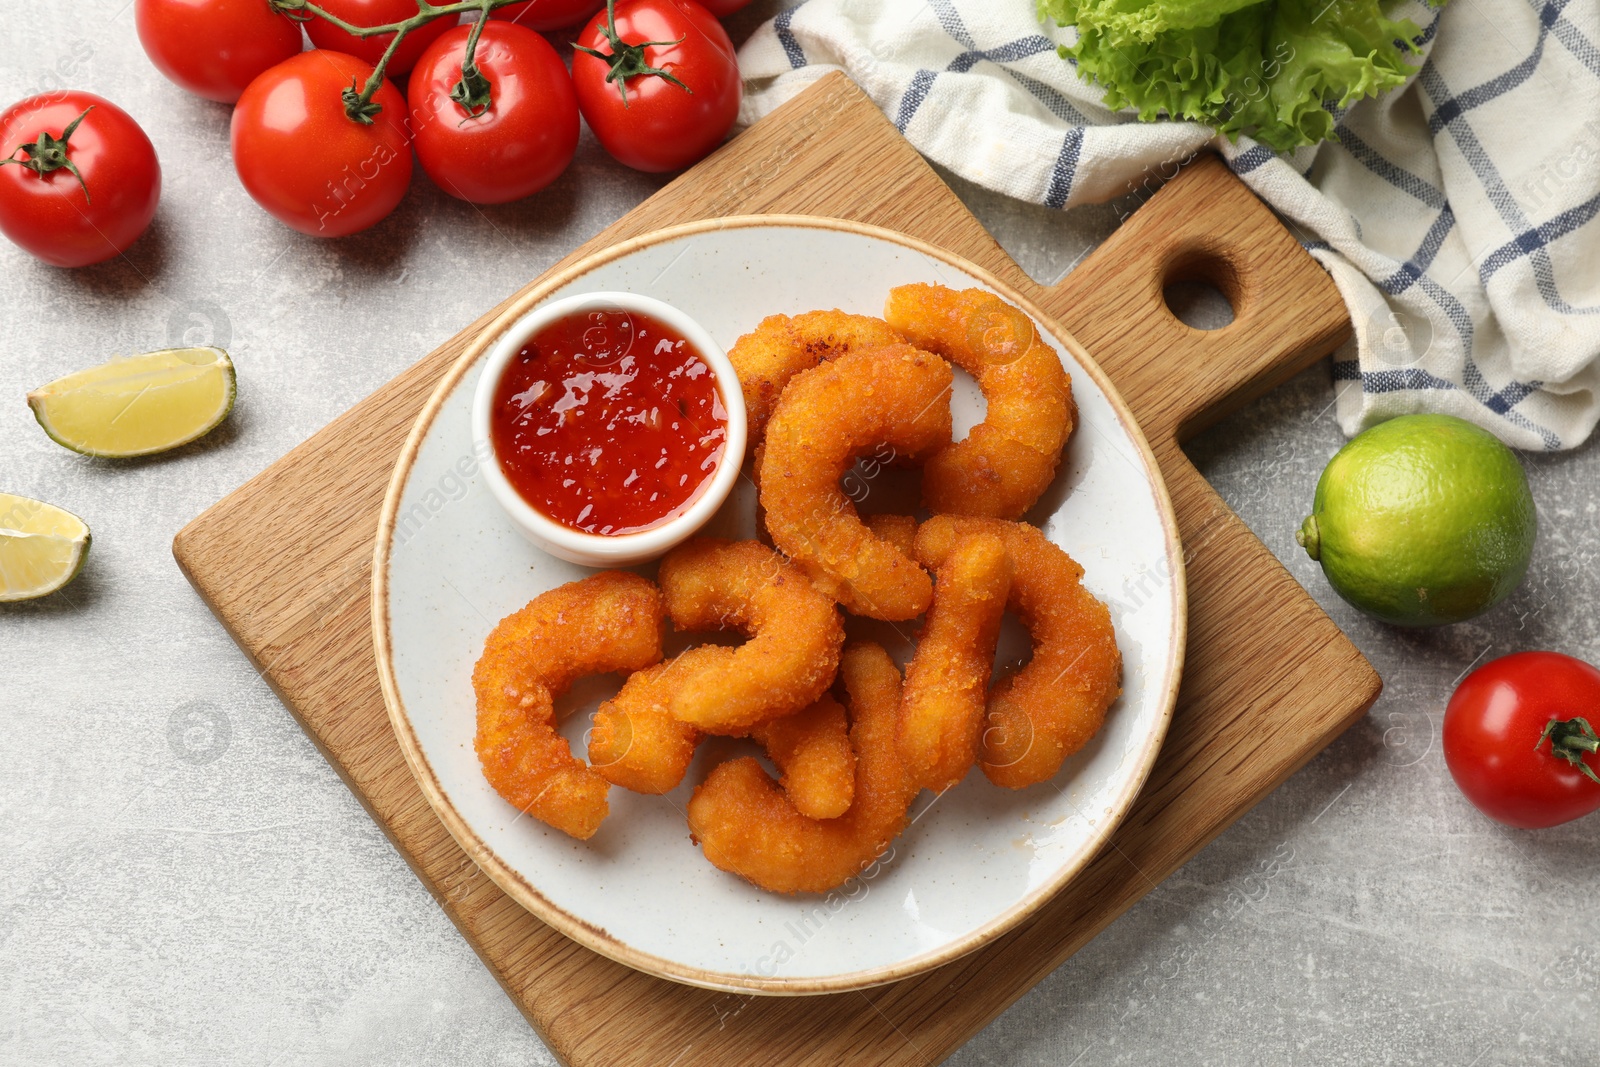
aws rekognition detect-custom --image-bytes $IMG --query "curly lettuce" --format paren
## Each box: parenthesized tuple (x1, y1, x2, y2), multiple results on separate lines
(1040, 0, 1440, 150)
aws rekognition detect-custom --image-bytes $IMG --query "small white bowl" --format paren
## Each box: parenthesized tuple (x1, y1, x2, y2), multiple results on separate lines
(471, 291, 746, 567)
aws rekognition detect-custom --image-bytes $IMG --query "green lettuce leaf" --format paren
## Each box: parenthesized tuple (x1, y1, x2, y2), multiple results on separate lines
(1041, 0, 1438, 150)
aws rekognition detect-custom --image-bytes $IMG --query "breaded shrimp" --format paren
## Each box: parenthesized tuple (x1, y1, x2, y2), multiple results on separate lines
(472, 572, 663, 840)
(749, 693, 856, 820)
(727, 310, 906, 444)
(914, 517, 1121, 789)
(760, 344, 953, 620)
(885, 284, 1074, 519)
(688, 642, 919, 894)
(658, 538, 845, 732)
(897, 532, 1013, 792)
(863, 513, 918, 557)
(588, 661, 701, 795)
(588, 667, 855, 813)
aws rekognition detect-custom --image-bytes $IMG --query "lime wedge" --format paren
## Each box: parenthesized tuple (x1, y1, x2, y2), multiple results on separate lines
(0, 494, 90, 602)
(27, 347, 236, 457)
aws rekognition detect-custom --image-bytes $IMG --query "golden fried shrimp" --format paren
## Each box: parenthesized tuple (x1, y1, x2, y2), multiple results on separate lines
(688, 643, 919, 894)
(597, 639, 856, 812)
(898, 532, 1013, 792)
(588, 662, 700, 795)
(658, 538, 844, 732)
(914, 517, 1121, 789)
(728, 310, 906, 443)
(749, 693, 856, 819)
(473, 572, 663, 840)
(760, 344, 953, 620)
(588, 665, 856, 806)
(885, 284, 1073, 519)
(863, 513, 918, 558)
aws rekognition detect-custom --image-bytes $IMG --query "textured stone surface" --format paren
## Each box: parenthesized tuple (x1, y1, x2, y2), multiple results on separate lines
(3, 4, 1596, 1065)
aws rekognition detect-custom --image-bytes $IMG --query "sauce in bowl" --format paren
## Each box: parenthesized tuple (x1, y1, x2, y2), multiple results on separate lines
(489, 307, 730, 536)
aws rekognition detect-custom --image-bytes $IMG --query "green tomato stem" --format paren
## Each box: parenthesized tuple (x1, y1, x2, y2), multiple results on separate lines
(270, 0, 527, 122)
(1537, 717, 1600, 786)
(571, 0, 691, 109)
(0, 105, 94, 202)
(449, 1, 496, 118)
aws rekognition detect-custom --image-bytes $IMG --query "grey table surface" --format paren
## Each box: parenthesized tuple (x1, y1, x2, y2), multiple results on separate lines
(4, 3, 1598, 1065)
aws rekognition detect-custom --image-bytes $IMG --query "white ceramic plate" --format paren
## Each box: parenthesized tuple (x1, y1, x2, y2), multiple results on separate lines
(374, 217, 1186, 995)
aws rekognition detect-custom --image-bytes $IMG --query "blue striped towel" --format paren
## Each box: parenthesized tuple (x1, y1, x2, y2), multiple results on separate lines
(738, 0, 1600, 451)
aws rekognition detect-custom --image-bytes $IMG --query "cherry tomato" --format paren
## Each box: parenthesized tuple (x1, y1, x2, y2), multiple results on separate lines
(572, 0, 741, 173)
(230, 51, 412, 237)
(408, 23, 578, 204)
(1443, 651, 1600, 828)
(490, 0, 604, 31)
(0, 92, 161, 268)
(305, 0, 456, 76)
(134, 0, 304, 103)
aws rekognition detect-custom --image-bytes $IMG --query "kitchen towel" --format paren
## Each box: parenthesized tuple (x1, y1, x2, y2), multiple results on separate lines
(738, 0, 1600, 451)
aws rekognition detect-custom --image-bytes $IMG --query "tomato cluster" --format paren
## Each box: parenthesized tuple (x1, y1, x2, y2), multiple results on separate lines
(0, 0, 748, 264)
(157, 0, 744, 237)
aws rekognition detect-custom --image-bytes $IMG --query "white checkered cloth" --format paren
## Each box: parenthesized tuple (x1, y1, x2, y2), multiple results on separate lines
(738, 0, 1600, 451)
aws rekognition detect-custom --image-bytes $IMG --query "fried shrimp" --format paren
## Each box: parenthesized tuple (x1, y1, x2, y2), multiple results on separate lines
(588, 662, 700, 795)
(688, 643, 919, 894)
(914, 517, 1121, 790)
(760, 344, 953, 620)
(898, 532, 1013, 792)
(658, 538, 845, 732)
(885, 284, 1073, 520)
(863, 513, 918, 557)
(473, 572, 663, 840)
(750, 693, 856, 819)
(728, 310, 906, 443)
(588, 665, 855, 809)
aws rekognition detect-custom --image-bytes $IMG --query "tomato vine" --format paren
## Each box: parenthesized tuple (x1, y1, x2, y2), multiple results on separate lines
(270, 0, 515, 121)
(269, 0, 693, 123)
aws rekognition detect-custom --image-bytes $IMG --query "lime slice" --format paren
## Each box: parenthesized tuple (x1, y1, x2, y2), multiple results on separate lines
(27, 347, 236, 458)
(0, 494, 90, 602)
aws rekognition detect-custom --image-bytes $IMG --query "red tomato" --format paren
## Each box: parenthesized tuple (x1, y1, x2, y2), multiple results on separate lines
(230, 51, 412, 237)
(134, 0, 304, 103)
(572, 0, 741, 173)
(0, 92, 161, 268)
(408, 23, 578, 204)
(1443, 651, 1600, 828)
(490, 0, 604, 31)
(694, 0, 754, 13)
(305, 0, 456, 75)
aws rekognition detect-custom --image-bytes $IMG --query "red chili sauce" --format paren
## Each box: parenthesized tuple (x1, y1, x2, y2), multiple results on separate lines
(490, 307, 729, 536)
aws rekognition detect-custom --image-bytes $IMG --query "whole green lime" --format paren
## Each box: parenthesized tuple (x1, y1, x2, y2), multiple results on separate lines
(1297, 414, 1537, 627)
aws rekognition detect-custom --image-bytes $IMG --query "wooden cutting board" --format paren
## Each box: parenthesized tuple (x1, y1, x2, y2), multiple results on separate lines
(173, 72, 1379, 1066)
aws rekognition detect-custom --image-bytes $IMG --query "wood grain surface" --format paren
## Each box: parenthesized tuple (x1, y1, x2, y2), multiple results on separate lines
(172, 72, 1380, 1066)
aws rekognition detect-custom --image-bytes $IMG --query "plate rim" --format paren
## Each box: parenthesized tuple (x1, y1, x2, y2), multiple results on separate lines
(371, 214, 1189, 995)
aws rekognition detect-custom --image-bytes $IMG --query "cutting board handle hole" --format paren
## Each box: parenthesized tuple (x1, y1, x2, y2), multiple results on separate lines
(1163, 281, 1235, 331)
(1161, 247, 1239, 332)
